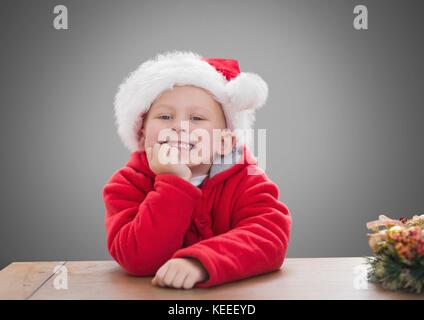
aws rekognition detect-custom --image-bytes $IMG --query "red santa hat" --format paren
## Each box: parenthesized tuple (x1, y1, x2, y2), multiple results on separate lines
(114, 50, 268, 152)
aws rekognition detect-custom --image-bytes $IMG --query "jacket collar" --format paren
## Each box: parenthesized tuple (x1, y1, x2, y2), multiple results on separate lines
(209, 144, 246, 178)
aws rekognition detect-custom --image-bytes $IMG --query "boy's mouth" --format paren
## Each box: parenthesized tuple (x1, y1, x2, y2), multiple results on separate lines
(158, 140, 195, 151)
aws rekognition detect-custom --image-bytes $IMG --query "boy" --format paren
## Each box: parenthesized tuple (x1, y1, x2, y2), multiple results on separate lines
(103, 51, 291, 289)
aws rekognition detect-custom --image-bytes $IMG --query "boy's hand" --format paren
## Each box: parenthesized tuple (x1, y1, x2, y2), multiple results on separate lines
(151, 258, 209, 289)
(146, 143, 192, 181)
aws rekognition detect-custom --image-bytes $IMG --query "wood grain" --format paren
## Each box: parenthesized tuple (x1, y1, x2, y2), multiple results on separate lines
(0, 261, 65, 300)
(0, 258, 423, 299)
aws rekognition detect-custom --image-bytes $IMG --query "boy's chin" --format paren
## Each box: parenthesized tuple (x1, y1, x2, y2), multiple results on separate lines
(179, 150, 216, 167)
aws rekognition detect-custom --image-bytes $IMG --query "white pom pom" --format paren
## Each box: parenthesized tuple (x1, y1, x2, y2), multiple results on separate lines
(225, 72, 268, 111)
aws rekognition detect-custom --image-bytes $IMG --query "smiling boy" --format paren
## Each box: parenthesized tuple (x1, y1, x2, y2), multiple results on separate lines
(103, 51, 292, 289)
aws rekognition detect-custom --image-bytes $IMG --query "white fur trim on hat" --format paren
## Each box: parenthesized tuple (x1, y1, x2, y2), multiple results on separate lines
(113, 50, 268, 152)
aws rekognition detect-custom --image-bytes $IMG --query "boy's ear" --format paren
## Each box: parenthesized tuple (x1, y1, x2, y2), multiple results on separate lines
(137, 112, 148, 152)
(137, 126, 146, 152)
(216, 129, 236, 156)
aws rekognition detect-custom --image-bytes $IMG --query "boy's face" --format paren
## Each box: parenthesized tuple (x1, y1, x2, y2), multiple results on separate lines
(138, 85, 235, 169)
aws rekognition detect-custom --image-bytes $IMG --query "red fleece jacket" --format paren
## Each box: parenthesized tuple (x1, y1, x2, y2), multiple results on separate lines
(102, 145, 291, 288)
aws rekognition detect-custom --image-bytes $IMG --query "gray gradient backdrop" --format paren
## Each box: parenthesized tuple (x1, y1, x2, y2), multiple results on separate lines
(1, 0, 423, 270)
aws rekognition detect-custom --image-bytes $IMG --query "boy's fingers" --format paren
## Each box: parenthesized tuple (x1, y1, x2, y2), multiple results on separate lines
(163, 267, 177, 287)
(146, 147, 152, 162)
(172, 272, 189, 289)
(155, 262, 169, 287)
(182, 274, 196, 289)
(151, 276, 158, 286)
(157, 143, 170, 165)
(169, 146, 179, 164)
(152, 143, 161, 161)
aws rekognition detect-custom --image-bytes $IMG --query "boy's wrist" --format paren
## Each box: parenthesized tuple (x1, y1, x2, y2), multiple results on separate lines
(154, 173, 203, 200)
(161, 167, 192, 181)
(155, 171, 192, 182)
(179, 172, 192, 181)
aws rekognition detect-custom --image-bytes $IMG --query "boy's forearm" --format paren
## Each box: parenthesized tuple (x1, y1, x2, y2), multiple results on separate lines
(105, 172, 202, 276)
(172, 173, 292, 288)
(172, 208, 291, 288)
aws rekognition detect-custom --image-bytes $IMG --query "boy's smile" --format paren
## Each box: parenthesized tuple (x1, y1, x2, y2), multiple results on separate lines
(158, 139, 196, 151)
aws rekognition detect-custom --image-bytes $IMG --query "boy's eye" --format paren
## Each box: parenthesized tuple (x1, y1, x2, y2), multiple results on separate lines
(192, 116, 204, 121)
(158, 115, 172, 120)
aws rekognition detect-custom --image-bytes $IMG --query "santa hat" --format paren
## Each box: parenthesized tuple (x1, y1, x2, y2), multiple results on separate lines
(114, 50, 268, 152)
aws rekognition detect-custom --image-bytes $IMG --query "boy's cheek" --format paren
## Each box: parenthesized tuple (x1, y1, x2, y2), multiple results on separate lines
(143, 136, 159, 150)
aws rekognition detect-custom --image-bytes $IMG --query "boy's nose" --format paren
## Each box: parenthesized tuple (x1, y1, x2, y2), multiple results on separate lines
(170, 119, 188, 133)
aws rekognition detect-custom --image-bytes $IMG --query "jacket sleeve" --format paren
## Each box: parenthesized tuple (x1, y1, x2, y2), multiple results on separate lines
(103, 169, 202, 276)
(171, 168, 292, 288)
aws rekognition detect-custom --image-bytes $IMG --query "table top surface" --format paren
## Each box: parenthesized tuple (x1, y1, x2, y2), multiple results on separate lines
(0, 257, 423, 300)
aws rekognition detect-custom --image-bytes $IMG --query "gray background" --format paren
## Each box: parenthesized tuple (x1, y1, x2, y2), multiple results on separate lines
(1, 0, 423, 270)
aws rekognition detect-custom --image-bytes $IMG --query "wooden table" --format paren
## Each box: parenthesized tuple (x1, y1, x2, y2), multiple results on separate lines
(0, 257, 422, 300)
